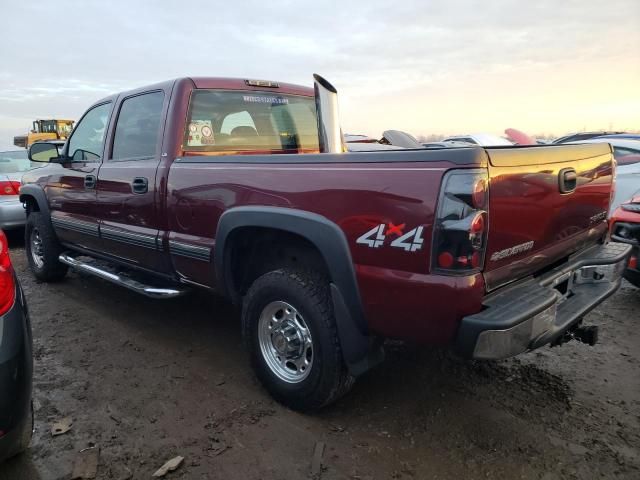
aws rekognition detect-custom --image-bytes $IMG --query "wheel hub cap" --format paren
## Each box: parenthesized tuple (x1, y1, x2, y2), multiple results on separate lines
(30, 228, 45, 268)
(258, 301, 313, 383)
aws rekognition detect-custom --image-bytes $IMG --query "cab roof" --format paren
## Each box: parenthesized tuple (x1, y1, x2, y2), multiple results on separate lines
(94, 77, 314, 105)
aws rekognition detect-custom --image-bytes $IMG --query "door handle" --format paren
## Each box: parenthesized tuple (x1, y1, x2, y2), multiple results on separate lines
(132, 177, 148, 194)
(84, 175, 96, 189)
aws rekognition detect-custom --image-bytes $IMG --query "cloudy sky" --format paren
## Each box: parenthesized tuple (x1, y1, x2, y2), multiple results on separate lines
(1, 0, 638, 149)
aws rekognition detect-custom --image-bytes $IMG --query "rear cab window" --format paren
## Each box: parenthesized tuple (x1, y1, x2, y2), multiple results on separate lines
(183, 90, 319, 155)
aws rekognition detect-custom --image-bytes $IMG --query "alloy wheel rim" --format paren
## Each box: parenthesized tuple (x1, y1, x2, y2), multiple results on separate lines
(30, 228, 45, 268)
(258, 300, 313, 383)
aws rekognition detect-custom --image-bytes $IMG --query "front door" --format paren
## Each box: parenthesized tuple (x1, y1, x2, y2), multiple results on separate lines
(95, 90, 170, 273)
(47, 102, 112, 252)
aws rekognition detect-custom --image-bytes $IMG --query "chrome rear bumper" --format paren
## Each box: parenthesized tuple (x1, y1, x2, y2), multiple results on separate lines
(456, 242, 632, 359)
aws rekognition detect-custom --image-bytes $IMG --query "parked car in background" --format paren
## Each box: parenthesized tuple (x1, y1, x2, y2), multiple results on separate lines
(592, 133, 640, 142)
(0, 150, 46, 230)
(442, 133, 513, 146)
(0, 229, 33, 462)
(552, 131, 627, 144)
(346, 142, 401, 151)
(422, 141, 474, 148)
(568, 138, 640, 212)
(345, 130, 422, 149)
(378, 130, 423, 148)
(344, 134, 378, 144)
(344, 134, 406, 151)
(609, 193, 640, 288)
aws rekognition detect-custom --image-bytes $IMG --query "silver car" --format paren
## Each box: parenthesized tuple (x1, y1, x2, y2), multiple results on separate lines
(569, 138, 640, 213)
(0, 150, 44, 229)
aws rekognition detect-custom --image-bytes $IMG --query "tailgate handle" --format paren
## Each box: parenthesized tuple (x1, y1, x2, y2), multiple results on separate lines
(559, 168, 577, 193)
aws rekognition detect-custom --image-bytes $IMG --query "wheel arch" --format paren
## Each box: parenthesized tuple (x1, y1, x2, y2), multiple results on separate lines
(215, 207, 380, 374)
(19, 185, 49, 216)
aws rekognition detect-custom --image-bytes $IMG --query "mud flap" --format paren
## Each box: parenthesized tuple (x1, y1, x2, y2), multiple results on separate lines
(330, 284, 384, 376)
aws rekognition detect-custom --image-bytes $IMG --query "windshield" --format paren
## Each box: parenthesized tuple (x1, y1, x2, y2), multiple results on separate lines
(40, 120, 58, 133)
(183, 90, 319, 155)
(0, 150, 44, 173)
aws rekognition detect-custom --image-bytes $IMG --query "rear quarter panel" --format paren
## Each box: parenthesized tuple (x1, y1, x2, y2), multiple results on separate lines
(168, 158, 448, 275)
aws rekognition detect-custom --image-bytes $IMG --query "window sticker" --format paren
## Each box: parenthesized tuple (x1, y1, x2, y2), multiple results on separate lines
(187, 120, 215, 146)
(242, 95, 289, 105)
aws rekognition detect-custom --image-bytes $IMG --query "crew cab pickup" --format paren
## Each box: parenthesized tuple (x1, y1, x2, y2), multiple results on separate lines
(21, 75, 631, 410)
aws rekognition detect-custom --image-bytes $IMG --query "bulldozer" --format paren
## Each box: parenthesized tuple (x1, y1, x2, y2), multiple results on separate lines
(13, 119, 75, 148)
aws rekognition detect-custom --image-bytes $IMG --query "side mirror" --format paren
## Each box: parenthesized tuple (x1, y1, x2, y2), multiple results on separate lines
(29, 142, 60, 163)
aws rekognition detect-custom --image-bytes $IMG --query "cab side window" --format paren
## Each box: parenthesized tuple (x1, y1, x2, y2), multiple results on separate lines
(68, 103, 111, 161)
(112, 91, 164, 160)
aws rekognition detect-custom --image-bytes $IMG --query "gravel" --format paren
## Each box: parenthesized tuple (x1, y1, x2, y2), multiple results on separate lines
(1, 233, 638, 479)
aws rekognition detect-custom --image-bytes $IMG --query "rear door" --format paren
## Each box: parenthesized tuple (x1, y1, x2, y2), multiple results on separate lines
(95, 89, 171, 273)
(483, 143, 614, 290)
(47, 102, 112, 251)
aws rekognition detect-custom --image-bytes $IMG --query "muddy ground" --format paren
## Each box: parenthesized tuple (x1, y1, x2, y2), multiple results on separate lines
(0, 231, 638, 480)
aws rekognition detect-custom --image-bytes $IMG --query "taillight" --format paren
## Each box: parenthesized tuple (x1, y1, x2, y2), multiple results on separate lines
(432, 169, 489, 274)
(0, 230, 15, 315)
(0, 181, 20, 196)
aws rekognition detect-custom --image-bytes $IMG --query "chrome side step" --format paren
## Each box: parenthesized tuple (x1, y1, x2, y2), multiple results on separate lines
(58, 253, 187, 299)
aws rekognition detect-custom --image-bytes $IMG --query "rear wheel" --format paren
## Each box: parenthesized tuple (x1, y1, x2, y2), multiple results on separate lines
(25, 212, 68, 282)
(242, 269, 354, 411)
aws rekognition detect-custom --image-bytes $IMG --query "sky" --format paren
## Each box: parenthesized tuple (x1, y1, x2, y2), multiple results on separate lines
(1, 0, 639, 150)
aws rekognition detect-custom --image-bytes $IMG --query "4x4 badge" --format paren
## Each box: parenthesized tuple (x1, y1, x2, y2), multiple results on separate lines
(356, 223, 425, 252)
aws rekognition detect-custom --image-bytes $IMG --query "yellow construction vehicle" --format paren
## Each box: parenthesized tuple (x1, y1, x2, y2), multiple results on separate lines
(13, 119, 75, 148)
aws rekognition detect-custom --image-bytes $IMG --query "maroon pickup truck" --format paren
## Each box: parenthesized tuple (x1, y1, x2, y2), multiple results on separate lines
(21, 75, 631, 411)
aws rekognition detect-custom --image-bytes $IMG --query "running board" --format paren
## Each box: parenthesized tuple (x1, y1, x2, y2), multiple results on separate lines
(58, 253, 187, 299)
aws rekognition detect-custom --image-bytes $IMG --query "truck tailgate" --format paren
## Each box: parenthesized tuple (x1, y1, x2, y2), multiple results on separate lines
(483, 143, 614, 291)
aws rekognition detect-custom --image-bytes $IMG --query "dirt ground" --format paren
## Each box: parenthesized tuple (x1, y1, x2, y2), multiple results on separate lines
(0, 231, 638, 480)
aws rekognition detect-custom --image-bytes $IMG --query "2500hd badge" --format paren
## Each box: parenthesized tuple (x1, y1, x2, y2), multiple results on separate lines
(490, 241, 535, 262)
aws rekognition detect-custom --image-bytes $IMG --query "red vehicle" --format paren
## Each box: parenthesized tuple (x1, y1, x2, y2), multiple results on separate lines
(20, 75, 630, 410)
(609, 192, 640, 287)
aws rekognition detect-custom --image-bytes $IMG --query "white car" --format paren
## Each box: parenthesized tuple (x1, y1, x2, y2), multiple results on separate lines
(442, 133, 513, 146)
(569, 138, 640, 213)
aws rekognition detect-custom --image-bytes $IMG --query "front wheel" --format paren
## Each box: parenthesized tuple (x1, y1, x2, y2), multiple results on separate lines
(242, 269, 354, 411)
(25, 212, 68, 282)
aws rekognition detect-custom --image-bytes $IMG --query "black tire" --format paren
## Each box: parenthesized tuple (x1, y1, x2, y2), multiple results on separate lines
(1, 403, 33, 462)
(242, 269, 354, 412)
(16, 402, 34, 455)
(25, 212, 68, 282)
(624, 270, 640, 288)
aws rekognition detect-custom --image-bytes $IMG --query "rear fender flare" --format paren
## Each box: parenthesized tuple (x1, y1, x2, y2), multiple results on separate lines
(215, 207, 375, 374)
